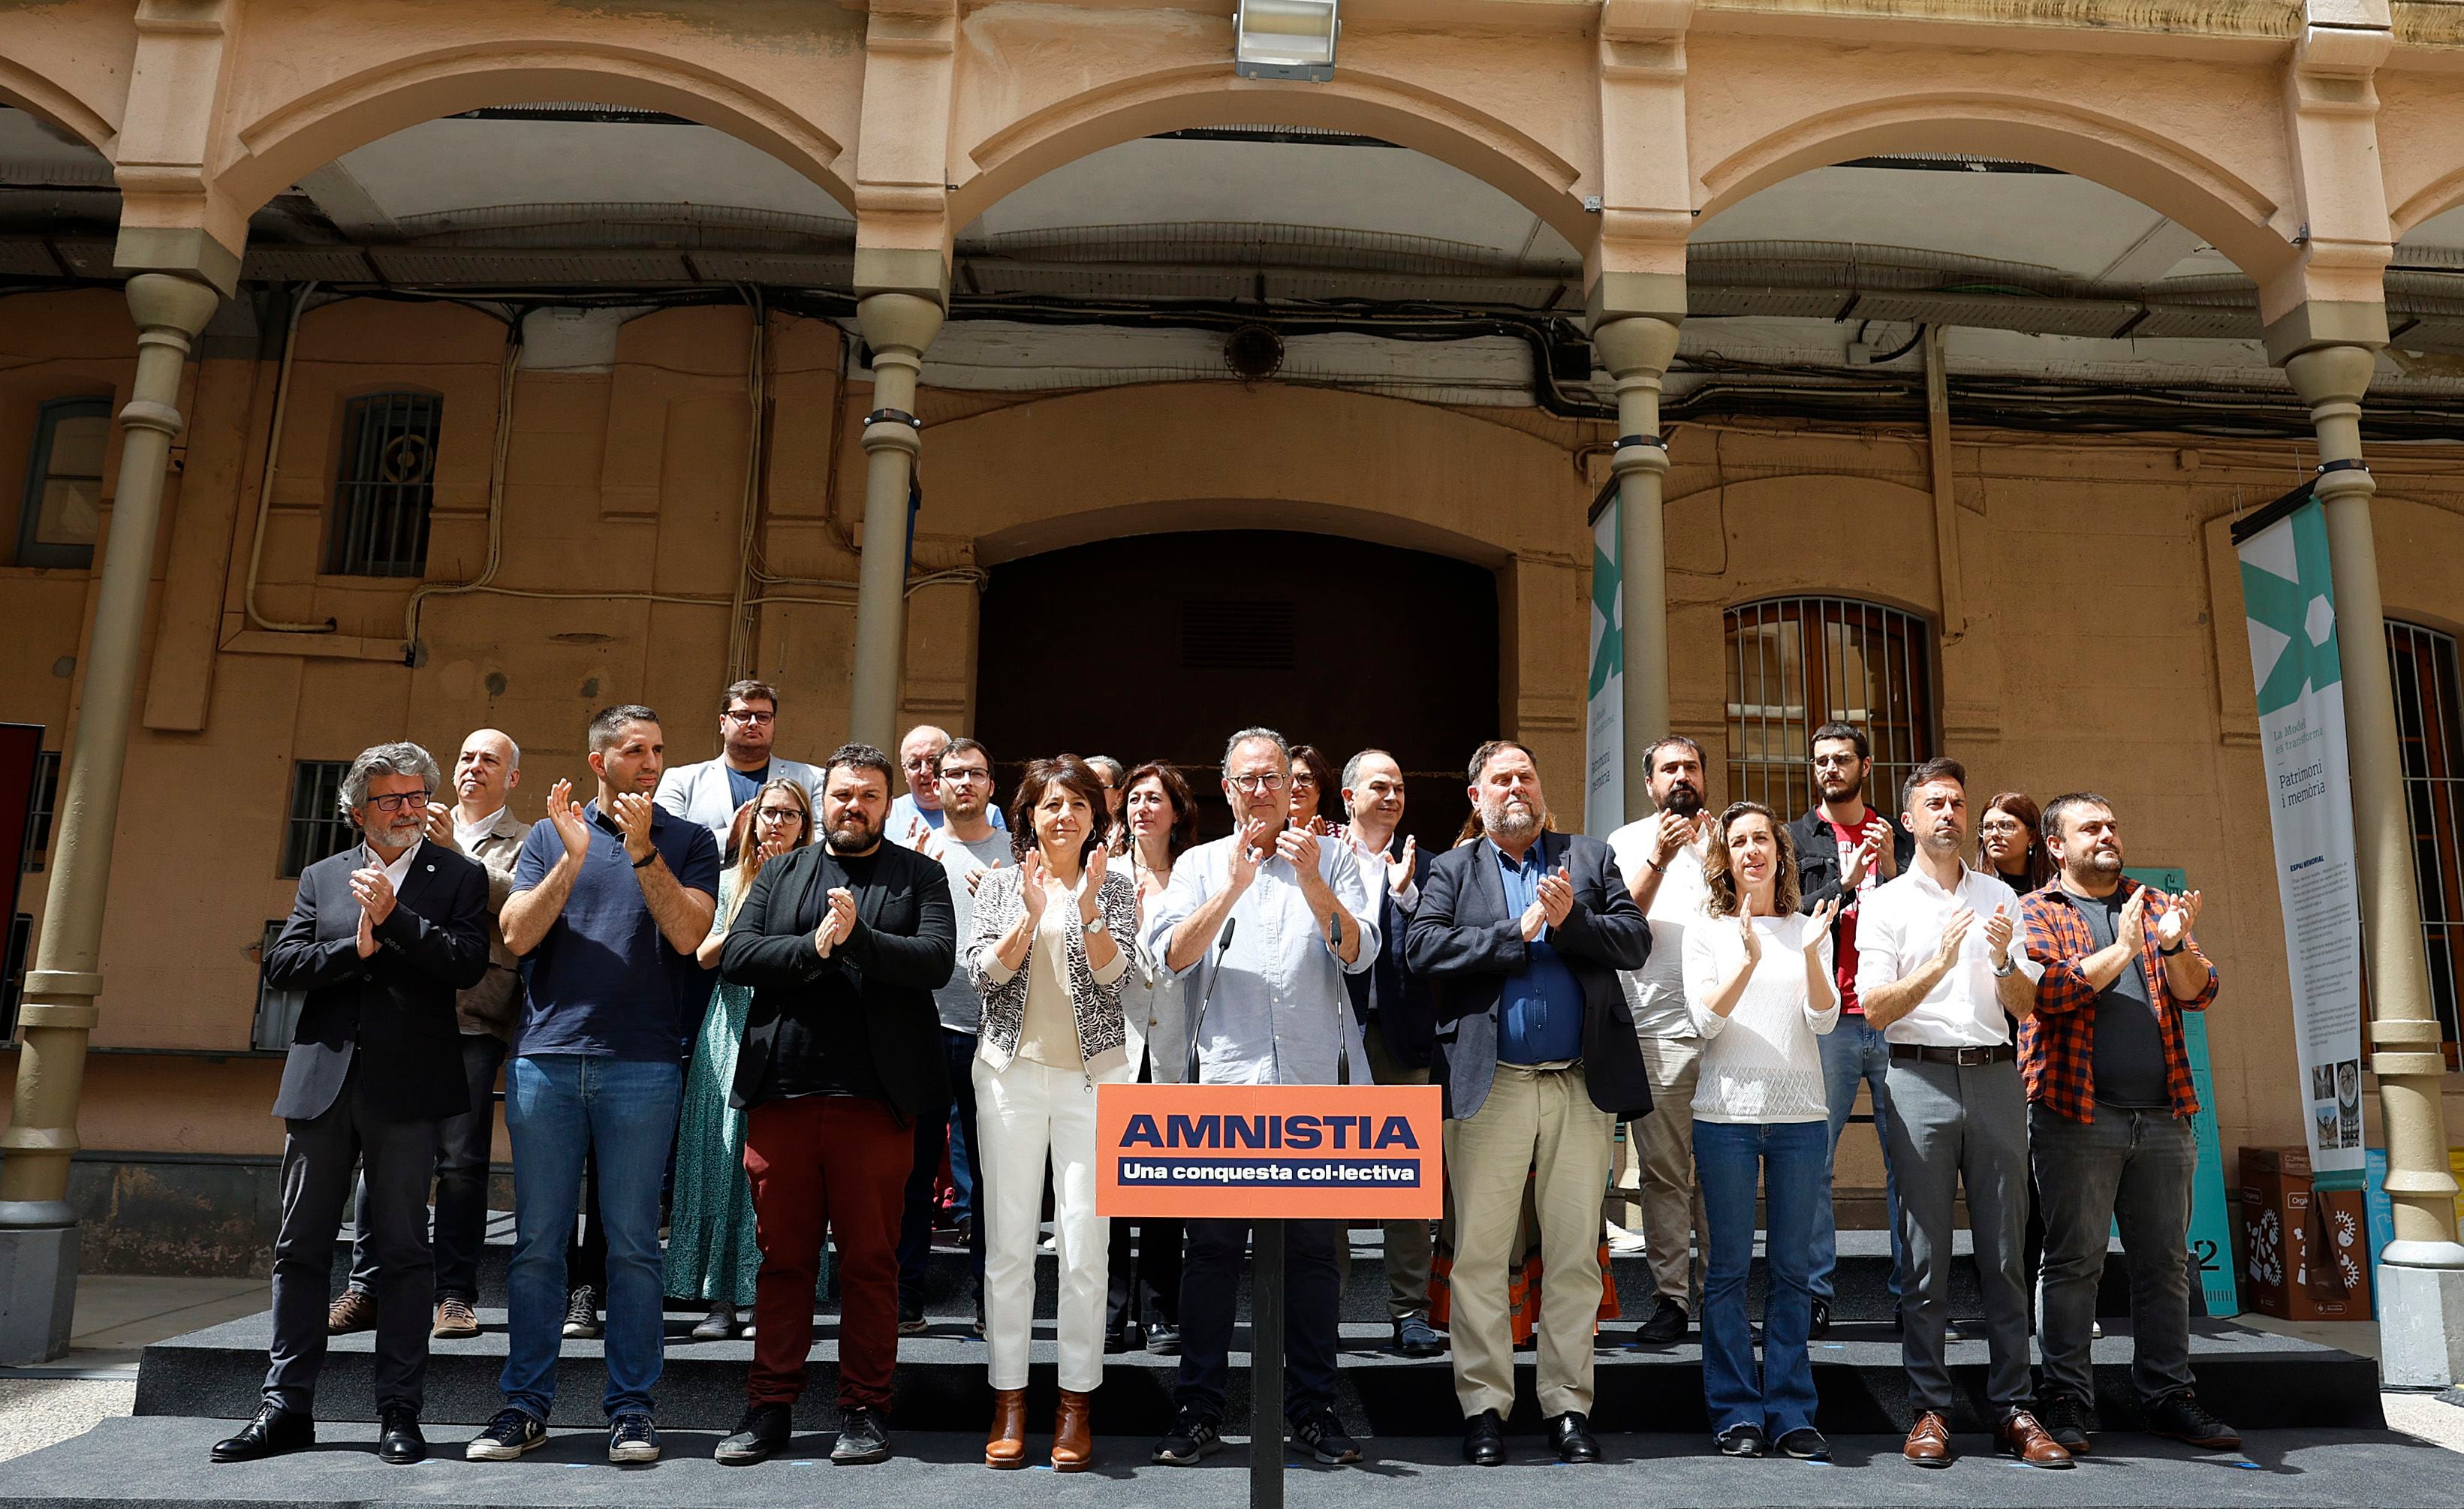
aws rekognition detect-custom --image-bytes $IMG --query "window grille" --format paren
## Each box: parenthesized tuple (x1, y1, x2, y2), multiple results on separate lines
(20, 749, 59, 873)
(17, 397, 109, 570)
(252, 919, 303, 1051)
(282, 761, 359, 878)
(1724, 596, 1937, 822)
(2389, 619, 2464, 1062)
(2, 912, 29, 1044)
(326, 392, 440, 577)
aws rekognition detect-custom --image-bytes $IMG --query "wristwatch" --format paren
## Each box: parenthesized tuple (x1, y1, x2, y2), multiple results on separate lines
(2158, 939, 2186, 956)
(1990, 956, 2016, 978)
(1082, 912, 1104, 936)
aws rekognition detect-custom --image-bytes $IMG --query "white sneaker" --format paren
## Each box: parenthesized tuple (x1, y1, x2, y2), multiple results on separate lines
(1606, 1223, 1649, 1256)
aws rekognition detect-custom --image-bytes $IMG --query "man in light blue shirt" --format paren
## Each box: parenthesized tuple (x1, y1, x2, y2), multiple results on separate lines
(1143, 727, 1376, 1470)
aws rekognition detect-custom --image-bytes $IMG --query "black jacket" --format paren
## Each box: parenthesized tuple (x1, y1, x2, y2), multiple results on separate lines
(1405, 830, 1654, 1122)
(1345, 836, 1438, 1071)
(262, 842, 491, 1123)
(718, 839, 956, 1118)
(1788, 805, 1915, 970)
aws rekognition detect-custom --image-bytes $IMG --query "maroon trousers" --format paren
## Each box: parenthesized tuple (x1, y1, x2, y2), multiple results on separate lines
(743, 1096, 915, 1412)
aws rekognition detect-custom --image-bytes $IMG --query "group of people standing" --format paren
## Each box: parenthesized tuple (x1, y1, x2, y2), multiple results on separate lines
(211, 681, 2240, 1477)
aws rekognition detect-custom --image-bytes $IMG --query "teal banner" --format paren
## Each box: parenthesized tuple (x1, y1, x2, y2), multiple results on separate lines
(2128, 866, 2239, 1318)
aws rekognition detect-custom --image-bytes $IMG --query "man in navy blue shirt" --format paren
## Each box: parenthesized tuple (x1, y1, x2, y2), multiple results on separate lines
(467, 704, 719, 1467)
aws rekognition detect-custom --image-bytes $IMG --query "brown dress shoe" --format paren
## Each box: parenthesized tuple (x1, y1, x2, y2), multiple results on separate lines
(1903, 1411, 1953, 1467)
(432, 1297, 478, 1339)
(984, 1388, 1029, 1469)
(1996, 1409, 2076, 1468)
(1051, 1389, 1094, 1473)
(326, 1288, 377, 1336)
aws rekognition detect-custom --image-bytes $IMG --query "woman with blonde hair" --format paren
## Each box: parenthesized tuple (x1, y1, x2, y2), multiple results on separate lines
(671, 777, 812, 1340)
(1682, 800, 1842, 1459)
(965, 755, 1143, 1470)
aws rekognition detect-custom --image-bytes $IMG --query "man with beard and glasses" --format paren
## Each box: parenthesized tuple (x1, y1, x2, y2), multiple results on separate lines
(1606, 733, 1715, 1346)
(1409, 741, 1651, 1467)
(1143, 727, 1378, 1471)
(471, 706, 719, 1467)
(889, 724, 1007, 848)
(712, 743, 956, 1468)
(2018, 793, 2235, 1458)
(1788, 721, 1916, 1336)
(218, 743, 489, 1468)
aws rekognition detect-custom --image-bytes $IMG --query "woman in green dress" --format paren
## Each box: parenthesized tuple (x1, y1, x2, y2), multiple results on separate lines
(671, 777, 813, 1339)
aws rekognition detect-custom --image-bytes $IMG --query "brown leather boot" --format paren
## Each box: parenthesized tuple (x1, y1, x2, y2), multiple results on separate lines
(984, 1388, 1029, 1469)
(1051, 1389, 1094, 1472)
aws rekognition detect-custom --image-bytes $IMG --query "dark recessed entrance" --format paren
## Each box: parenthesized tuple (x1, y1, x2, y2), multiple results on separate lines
(974, 529, 1500, 848)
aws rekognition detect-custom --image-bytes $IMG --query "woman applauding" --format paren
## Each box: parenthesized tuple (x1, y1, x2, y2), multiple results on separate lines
(965, 756, 1142, 1471)
(1682, 801, 1841, 1462)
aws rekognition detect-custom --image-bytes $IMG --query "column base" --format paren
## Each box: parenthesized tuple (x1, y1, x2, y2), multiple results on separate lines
(2376, 1252, 2464, 1389)
(0, 1212, 79, 1366)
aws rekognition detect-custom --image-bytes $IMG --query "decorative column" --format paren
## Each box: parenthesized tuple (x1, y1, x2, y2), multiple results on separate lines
(845, 253, 947, 753)
(2282, 335, 2464, 1387)
(0, 271, 222, 1365)
(1589, 307, 1682, 824)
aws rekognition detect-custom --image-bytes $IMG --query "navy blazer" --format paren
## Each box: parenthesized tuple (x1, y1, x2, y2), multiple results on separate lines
(262, 842, 491, 1124)
(1405, 829, 1653, 1122)
(1345, 836, 1438, 1071)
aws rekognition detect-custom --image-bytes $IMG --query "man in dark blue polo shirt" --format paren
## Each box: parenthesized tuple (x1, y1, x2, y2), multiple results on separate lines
(466, 704, 720, 1467)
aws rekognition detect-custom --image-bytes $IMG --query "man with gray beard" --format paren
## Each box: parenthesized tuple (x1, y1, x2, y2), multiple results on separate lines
(1407, 741, 1651, 1466)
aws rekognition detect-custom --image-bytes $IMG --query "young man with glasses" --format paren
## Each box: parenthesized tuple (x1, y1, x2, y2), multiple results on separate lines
(889, 724, 1008, 849)
(655, 679, 824, 844)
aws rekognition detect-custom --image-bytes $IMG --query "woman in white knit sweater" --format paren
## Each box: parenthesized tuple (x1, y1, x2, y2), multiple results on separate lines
(1682, 800, 1842, 1461)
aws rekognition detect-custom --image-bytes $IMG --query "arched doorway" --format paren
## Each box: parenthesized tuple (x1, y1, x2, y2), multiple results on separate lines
(974, 530, 1499, 848)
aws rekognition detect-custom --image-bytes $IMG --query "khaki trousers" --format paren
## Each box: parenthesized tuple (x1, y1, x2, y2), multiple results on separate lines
(1632, 1034, 1706, 1307)
(1444, 1060, 1615, 1420)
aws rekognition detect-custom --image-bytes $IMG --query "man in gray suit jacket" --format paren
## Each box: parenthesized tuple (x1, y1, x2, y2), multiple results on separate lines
(214, 742, 489, 1468)
(653, 678, 824, 844)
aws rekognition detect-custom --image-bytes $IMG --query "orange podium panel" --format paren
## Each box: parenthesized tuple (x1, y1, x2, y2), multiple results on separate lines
(1095, 1083, 1444, 1221)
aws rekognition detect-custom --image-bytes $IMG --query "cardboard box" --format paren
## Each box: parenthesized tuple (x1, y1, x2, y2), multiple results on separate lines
(2240, 1146, 2371, 1321)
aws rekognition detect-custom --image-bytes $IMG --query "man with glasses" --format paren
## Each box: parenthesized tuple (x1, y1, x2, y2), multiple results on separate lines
(896, 736, 1008, 1333)
(655, 679, 824, 844)
(889, 724, 1008, 849)
(1144, 727, 1378, 1470)
(218, 743, 489, 1467)
(1787, 721, 1915, 1335)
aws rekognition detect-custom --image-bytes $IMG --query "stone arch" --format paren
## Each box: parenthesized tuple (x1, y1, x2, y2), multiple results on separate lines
(1691, 95, 2298, 291)
(950, 69, 1594, 252)
(0, 67, 116, 159)
(215, 41, 854, 227)
(2390, 171, 2464, 244)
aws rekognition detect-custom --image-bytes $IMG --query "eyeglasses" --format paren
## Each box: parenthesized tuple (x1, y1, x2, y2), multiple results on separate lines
(1228, 773, 1288, 793)
(755, 806, 803, 823)
(940, 768, 991, 785)
(1978, 818, 2026, 833)
(363, 791, 431, 813)
(1811, 753, 1861, 769)
(724, 709, 776, 724)
(902, 755, 941, 772)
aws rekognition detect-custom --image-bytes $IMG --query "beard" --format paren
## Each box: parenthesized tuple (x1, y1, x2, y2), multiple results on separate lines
(1661, 780, 1703, 818)
(827, 812, 880, 851)
(1480, 794, 1541, 845)
(943, 789, 986, 821)
(1816, 771, 1863, 802)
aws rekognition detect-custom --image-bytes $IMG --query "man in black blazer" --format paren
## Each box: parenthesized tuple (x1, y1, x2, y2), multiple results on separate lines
(215, 742, 489, 1467)
(1337, 748, 1444, 1357)
(1406, 740, 1649, 1468)
(714, 742, 956, 1468)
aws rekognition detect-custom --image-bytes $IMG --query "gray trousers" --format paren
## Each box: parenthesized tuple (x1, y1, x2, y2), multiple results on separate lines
(2032, 1101, 2197, 1407)
(264, 1064, 439, 1415)
(1882, 1056, 2033, 1414)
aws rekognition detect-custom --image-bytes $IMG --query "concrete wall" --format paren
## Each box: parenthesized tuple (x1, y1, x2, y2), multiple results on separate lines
(6, 292, 2464, 1232)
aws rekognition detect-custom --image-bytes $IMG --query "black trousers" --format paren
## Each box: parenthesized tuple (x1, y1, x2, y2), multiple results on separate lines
(264, 1062, 438, 1415)
(1176, 1218, 1341, 1420)
(1107, 1214, 1183, 1334)
(350, 1032, 506, 1301)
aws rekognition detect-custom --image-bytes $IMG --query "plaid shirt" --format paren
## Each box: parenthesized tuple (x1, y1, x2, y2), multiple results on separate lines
(2017, 877, 2218, 1123)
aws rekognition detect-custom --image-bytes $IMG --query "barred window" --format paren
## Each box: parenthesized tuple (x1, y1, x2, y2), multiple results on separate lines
(20, 749, 60, 873)
(252, 919, 303, 1051)
(282, 760, 359, 878)
(2, 911, 29, 1044)
(1725, 596, 1936, 821)
(326, 392, 440, 577)
(16, 396, 109, 570)
(2389, 619, 2464, 1063)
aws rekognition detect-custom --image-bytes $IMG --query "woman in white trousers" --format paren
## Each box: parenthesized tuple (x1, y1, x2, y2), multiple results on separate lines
(965, 754, 1142, 1471)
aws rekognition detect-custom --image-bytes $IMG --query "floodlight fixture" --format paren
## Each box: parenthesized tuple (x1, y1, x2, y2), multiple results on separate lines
(1234, 0, 1340, 82)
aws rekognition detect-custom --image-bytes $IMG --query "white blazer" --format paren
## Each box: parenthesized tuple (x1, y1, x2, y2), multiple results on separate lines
(653, 756, 824, 845)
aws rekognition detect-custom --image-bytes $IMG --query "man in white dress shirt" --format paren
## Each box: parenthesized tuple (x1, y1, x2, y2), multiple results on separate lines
(1853, 757, 2065, 1471)
(1606, 733, 1715, 1347)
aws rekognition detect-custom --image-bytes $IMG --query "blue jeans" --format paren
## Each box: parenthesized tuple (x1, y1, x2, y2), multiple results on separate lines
(1694, 1119, 1827, 1441)
(501, 1054, 682, 1422)
(1811, 1016, 1905, 1301)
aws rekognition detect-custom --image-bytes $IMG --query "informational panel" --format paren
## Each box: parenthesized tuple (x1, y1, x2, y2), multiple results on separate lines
(1585, 490, 1622, 839)
(1095, 1083, 1444, 1220)
(2231, 486, 2368, 1190)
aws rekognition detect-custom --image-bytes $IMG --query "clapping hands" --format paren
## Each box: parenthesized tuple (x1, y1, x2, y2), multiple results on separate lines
(812, 886, 857, 957)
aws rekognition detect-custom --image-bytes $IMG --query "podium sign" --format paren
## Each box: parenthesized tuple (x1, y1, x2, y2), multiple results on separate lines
(1095, 1083, 1444, 1220)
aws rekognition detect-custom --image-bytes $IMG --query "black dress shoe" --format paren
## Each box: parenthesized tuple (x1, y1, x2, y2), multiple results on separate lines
(1462, 1408, 1507, 1465)
(211, 1403, 314, 1463)
(1806, 1297, 1831, 1338)
(1547, 1411, 1601, 1463)
(1635, 1297, 1688, 1347)
(377, 1406, 425, 1465)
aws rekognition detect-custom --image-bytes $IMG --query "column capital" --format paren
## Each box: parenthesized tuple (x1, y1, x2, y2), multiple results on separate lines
(125, 270, 224, 338)
(1586, 272, 1688, 332)
(113, 227, 241, 300)
(1589, 310, 1682, 378)
(2263, 300, 2387, 367)
(853, 248, 952, 309)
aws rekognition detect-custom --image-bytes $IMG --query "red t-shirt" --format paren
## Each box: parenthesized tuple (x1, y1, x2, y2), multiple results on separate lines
(1824, 809, 1884, 1014)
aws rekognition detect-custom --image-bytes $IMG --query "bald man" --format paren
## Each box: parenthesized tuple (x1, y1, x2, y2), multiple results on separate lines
(330, 729, 532, 1343)
(887, 724, 1005, 848)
